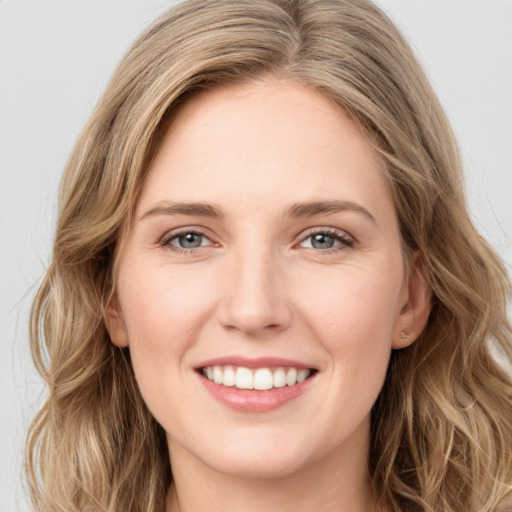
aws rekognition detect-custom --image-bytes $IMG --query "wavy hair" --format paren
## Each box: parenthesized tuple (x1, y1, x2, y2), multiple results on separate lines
(26, 0, 512, 510)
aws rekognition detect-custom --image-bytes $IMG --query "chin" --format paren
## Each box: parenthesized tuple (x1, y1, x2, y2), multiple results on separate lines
(206, 452, 307, 480)
(182, 432, 312, 480)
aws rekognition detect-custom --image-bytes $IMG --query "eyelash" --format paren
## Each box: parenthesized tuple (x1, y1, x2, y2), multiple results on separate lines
(298, 228, 354, 253)
(159, 227, 354, 254)
(159, 228, 213, 253)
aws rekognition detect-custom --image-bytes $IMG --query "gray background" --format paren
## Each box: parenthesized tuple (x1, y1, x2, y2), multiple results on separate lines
(1, 1, 511, 510)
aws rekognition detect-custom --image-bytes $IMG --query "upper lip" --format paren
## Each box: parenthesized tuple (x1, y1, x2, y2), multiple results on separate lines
(195, 356, 316, 370)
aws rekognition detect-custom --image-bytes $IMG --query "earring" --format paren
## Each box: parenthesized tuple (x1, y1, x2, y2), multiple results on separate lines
(400, 331, 410, 339)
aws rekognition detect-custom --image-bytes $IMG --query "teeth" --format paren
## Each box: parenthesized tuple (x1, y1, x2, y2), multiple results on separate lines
(286, 367, 297, 386)
(297, 369, 309, 383)
(254, 368, 273, 390)
(235, 367, 253, 389)
(213, 366, 223, 384)
(223, 365, 236, 387)
(273, 367, 287, 388)
(202, 365, 311, 390)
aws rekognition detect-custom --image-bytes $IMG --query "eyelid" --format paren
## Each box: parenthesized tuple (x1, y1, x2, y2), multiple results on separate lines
(159, 226, 216, 252)
(296, 226, 355, 250)
(157, 225, 354, 254)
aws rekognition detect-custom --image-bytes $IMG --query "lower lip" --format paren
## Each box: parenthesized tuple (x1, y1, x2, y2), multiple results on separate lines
(198, 373, 314, 413)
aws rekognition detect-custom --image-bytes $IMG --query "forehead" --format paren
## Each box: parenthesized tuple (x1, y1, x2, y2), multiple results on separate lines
(136, 80, 395, 223)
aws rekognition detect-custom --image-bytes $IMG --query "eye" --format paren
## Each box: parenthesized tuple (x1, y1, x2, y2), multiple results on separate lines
(299, 229, 353, 251)
(161, 230, 213, 251)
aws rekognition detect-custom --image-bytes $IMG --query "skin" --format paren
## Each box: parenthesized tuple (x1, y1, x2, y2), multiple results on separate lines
(106, 80, 431, 512)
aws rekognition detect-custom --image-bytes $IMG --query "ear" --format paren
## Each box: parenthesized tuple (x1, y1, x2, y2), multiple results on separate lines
(104, 295, 129, 348)
(392, 252, 432, 349)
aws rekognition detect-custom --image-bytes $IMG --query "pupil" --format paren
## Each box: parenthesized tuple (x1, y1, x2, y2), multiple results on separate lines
(179, 233, 202, 248)
(312, 233, 334, 249)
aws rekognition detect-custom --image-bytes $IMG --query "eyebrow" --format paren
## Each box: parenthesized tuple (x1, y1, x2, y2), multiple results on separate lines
(139, 199, 376, 224)
(140, 201, 223, 220)
(286, 200, 376, 224)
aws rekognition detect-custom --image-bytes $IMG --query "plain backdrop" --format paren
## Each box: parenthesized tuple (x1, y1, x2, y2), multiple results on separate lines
(1, 1, 511, 510)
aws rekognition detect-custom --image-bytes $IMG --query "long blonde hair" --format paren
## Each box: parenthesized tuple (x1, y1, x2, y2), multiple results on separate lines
(26, 0, 512, 510)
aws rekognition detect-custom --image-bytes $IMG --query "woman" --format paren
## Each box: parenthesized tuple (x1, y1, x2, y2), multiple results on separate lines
(26, 0, 512, 511)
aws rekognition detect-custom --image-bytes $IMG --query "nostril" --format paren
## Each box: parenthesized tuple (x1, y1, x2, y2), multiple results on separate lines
(216, 269, 293, 335)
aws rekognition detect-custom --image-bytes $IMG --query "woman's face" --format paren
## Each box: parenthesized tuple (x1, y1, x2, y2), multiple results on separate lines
(107, 80, 428, 479)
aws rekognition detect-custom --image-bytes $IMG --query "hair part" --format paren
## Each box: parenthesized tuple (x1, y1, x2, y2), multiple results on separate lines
(27, 1, 512, 510)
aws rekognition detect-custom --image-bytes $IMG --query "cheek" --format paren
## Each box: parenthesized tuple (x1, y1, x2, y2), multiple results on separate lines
(297, 264, 402, 342)
(120, 263, 214, 341)
(295, 264, 402, 397)
(117, 264, 217, 397)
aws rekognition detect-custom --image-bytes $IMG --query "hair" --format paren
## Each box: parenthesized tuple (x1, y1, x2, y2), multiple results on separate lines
(26, 0, 512, 510)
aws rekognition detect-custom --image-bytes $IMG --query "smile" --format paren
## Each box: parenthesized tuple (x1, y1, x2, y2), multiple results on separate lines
(202, 365, 312, 390)
(196, 358, 317, 412)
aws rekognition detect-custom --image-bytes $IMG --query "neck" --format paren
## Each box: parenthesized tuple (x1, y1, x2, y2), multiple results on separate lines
(165, 422, 379, 512)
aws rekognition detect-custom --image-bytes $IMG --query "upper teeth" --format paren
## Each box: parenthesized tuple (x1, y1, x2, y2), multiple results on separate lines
(203, 366, 311, 390)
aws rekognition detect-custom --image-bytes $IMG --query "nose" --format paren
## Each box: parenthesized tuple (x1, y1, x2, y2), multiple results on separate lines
(217, 247, 292, 337)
